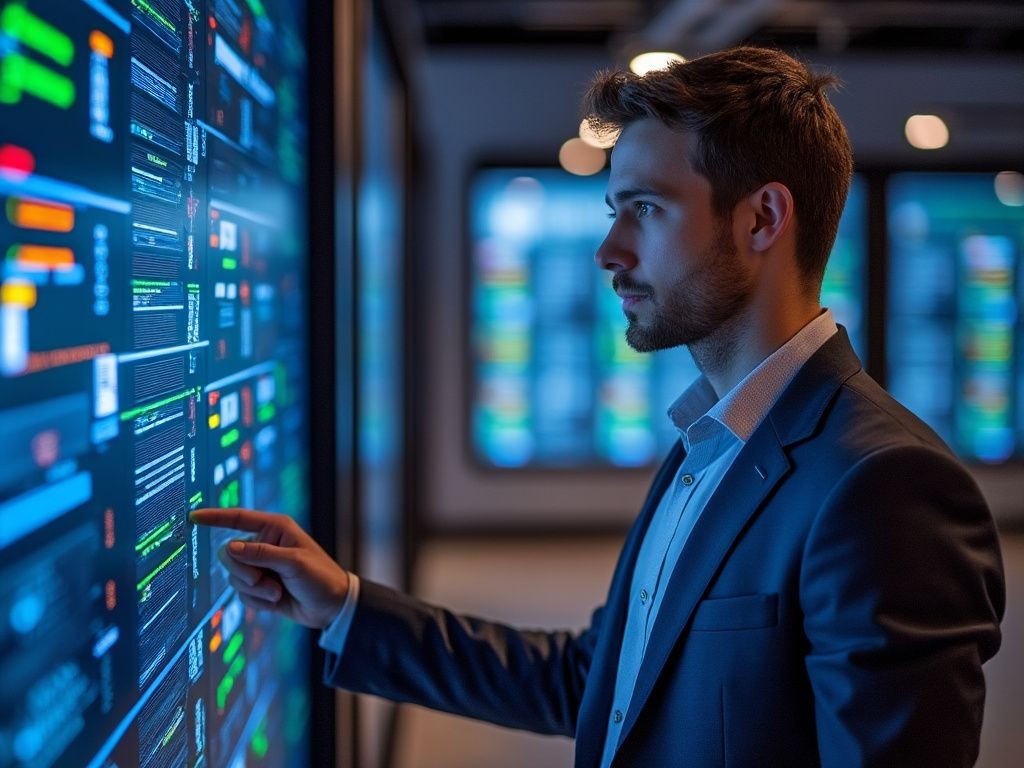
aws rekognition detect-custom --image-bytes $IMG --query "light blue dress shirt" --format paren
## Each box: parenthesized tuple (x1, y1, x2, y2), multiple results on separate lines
(598, 310, 838, 767)
(320, 312, 839, 766)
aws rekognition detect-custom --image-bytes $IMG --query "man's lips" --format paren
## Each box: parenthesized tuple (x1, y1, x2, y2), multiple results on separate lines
(619, 294, 648, 310)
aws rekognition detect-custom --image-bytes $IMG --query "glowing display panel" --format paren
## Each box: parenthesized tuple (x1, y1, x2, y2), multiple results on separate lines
(0, 1, 310, 766)
(470, 168, 867, 468)
(887, 172, 1024, 463)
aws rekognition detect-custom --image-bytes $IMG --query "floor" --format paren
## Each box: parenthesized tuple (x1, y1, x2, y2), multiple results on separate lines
(384, 532, 1024, 768)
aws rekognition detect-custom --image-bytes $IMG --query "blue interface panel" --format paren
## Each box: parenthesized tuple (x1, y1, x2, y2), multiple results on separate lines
(470, 169, 868, 468)
(887, 172, 1024, 464)
(0, 2, 310, 766)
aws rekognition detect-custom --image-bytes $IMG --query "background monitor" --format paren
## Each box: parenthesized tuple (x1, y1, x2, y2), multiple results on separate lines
(469, 167, 868, 469)
(887, 171, 1024, 464)
(0, 1, 312, 765)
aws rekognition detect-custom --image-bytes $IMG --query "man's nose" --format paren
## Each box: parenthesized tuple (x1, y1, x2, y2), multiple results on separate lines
(595, 226, 636, 272)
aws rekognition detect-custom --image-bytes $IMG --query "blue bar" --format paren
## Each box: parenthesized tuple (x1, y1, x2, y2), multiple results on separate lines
(79, 0, 131, 34)
(0, 471, 93, 549)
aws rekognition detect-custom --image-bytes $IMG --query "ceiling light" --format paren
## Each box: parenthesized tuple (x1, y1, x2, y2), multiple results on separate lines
(559, 138, 606, 176)
(904, 115, 949, 150)
(629, 52, 686, 76)
(994, 171, 1024, 207)
(579, 118, 618, 149)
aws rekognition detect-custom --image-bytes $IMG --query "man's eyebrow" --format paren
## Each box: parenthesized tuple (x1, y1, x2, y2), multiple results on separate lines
(604, 188, 666, 207)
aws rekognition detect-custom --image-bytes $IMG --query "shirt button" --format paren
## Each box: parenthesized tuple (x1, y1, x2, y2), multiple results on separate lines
(640, 589, 648, 604)
(681, 473, 694, 486)
(614, 710, 623, 724)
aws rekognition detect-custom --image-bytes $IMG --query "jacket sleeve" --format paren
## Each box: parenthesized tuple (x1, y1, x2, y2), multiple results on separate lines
(322, 579, 605, 737)
(801, 444, 1005, 767)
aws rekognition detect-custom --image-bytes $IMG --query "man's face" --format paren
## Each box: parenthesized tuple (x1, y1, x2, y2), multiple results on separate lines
(597, 119, 755, 353)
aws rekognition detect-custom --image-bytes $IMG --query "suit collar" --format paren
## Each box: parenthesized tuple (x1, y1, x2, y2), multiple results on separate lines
(768, 325, 862, 446)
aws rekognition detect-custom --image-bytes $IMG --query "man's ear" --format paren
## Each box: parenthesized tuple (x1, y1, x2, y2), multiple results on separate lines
(745, 182, 794, 253)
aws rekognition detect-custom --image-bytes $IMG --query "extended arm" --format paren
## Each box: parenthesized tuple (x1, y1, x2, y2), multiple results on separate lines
(325, 581, 605, 737)
(189, 506, 605, 737)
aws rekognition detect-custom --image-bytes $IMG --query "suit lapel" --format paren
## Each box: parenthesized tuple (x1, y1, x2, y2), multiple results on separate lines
(617, 409, 791, 749)
(613, 327, 862, 755)
(574, 441, 686, 768)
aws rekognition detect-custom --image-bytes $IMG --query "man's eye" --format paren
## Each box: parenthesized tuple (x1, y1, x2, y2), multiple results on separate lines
(607, 210, 616, 219)
(635, 201, 652, 217)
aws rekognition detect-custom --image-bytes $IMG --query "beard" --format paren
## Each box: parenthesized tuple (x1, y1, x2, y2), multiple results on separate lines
(618, 219, 755, 353)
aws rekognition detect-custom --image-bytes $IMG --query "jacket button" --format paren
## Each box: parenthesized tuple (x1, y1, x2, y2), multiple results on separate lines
(614, 710, 623, 723)
(681, 473, 694, 486)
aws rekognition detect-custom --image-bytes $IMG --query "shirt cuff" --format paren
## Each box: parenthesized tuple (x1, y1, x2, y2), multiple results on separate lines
(317, 572, 361, 655)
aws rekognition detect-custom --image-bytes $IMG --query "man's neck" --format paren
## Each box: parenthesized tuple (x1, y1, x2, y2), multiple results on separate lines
(690, 301, 824, 399)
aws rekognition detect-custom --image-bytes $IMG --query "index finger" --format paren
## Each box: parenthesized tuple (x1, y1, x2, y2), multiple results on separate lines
(189, 507, 284, 533)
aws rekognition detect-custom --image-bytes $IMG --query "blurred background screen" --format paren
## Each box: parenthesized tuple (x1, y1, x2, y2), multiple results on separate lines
(887, 172, 1024, 464)
(0, 1, 312, 766)
(469, 168, 867, 469)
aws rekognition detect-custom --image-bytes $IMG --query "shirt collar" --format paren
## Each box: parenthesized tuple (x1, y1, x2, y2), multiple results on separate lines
(667, 309, 839, 443)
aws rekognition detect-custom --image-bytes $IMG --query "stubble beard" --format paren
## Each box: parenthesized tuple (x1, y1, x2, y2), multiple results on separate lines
(624, 222, 755, 354)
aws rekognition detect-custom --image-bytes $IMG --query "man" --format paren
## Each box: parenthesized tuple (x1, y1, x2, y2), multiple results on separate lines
(192, 46, 1005, 767)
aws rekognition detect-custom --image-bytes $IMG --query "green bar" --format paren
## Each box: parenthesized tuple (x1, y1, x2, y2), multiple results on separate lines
(220, 428, 240, 448)
(189, 491, 203, 504)
(137, 543, 186, 592)
(132, 0, 176, 33)
(0, 54, 75, 109)
(132, 279, 173, 287)
(120, 387, 197, 422)
(257, 403, 275, 423)
(251, 719, 269, 759)
(223, 631, 244, 665)
(216, 654, 246, 709)
(136, 520, 173, 552)
(1, 5, 74, 66)
(222, 257, 237, 270)
(219, 480, 239, 508)
(245, 0, 267, 18)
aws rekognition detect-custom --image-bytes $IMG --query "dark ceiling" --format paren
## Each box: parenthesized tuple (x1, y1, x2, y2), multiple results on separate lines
(408, 0, 1024, 54)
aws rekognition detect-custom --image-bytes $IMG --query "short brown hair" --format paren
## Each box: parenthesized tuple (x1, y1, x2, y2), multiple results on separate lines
(582, 46, 853, 291)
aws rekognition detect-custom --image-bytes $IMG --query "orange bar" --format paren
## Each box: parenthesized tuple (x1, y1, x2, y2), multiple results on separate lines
(1, 280, 37, 308)
(210, 630, 223, 653)
(24, 342, 110, 374)
(11, 245, 74, 270)
(89, 30, 114, 58)
(8, 197, 74, 232)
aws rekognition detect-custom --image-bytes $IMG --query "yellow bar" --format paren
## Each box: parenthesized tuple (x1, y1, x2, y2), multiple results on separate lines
(208, 413, 221, 429)
(1, 279, 37, 308)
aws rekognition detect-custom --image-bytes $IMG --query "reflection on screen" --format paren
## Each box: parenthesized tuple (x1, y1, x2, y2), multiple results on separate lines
(470, 168, 868, 468)
(0, 2, 310, 766)
(359, 23, 404, 589)
(887, 172, 1024, 463)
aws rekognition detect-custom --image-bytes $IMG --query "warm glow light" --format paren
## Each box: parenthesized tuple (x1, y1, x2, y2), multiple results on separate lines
(905, 114, 949, 150)
(579, 118, 618, 149)
(994, 171, 1024, 207)
(558, 138, 606, 176)
(629, 51, 686, 76)
(89, 30, 114, 58)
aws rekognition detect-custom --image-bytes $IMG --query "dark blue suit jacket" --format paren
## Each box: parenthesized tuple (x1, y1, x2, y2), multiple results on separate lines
(325, 330, 1005, 767)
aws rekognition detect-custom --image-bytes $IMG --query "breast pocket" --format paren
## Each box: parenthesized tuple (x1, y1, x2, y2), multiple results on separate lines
(690, 593, 779, 631)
